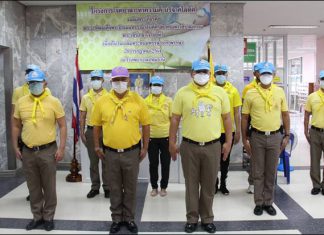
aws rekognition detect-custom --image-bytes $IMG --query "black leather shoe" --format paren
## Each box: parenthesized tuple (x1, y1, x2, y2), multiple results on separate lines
(44, 220, 54, 231)
(110, 222, 121, 234)
(104, 190, 110, 198)
(201, 223, 216, 233)
(26, 219, 44, 230)
(220, 185, 229, 195)
(26, 195, 30, 201)
(263, 205, 277, 216)
(126, 221, 138, 233)
(311, 188, 321, 195)
(215, 178, 219, 194)
(184, 223, 197, 233)
(254, 205, 263, 216)
(87, 189, 99, 198)
(322, 188, 324, 195)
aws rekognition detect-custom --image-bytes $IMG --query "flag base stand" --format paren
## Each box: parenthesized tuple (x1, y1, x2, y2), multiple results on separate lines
(66, 158, 82, 182)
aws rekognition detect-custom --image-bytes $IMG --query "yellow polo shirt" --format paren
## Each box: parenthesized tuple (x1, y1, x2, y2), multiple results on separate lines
(242, 85, 288, 132)
(80, 88, 108, 126)
(144, 94, 172, 138)
(13, 93, 65, 147)
(12, 83, 51, 105)
(305, 89, 324, 128)
(242, 78, 258, 100)
(219, 82, 242, 133)
(91, 90, 151, 149)
(172, 82, 230, 142)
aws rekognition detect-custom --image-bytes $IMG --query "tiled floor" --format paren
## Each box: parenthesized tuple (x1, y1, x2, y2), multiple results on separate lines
(1, 170, 324, 234)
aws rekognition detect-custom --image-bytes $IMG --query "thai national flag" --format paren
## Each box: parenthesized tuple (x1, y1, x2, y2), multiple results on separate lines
(72, 49, 83, 143)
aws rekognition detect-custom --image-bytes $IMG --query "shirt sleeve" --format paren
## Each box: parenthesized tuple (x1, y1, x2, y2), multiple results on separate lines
(139, 98, 151, 126)
(12, 88, 19, 105)
(171, 91, 183, 115)
(280, 89, 289, 112)
(221, 90, 231, 114)
(13, 99, 21, 119)
(79, 96, 87, 112)
(233, 88, 242, 107)
(53, 98, 65, 119)
(242, 92, 251, 114)
(90, 100, 103, 126)
(305, 95, 312, 113)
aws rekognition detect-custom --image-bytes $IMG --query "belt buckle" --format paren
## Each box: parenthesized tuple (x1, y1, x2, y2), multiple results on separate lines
(117, 149, 124, 153)
(33, 146, 40, 151)
(265, 131, 271, 136)
(199, 142, 205, 146)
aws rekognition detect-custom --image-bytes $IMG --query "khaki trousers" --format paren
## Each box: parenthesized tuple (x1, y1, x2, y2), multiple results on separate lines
(85, 129, 109, 191)
(22, 143, 57, 221)
(309, 128, 324, 188)
(250, 132, 281, 206)
(180, 140, 221, 224)
(105, 147, 140, 222)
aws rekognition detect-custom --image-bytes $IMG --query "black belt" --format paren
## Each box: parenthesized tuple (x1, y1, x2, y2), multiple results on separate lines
(311, 125, 324, 132)
(103, 142, 141, 153)
(87, 125, 93, 129)
(182, 137, 219, 146)
(24, 141, 56, 151)
(251, 127, 280, 136)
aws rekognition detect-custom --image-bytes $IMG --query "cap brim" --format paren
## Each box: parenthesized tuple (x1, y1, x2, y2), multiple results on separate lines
(193, 66, 210, 71)
(260, 69, 273, 74)
(111, 75, 129, 79)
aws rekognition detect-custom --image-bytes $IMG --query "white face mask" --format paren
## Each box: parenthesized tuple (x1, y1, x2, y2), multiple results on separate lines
(260, 74, 273, 85)
(216, 75, 226, 85)
(91, 80, 102, 90)
(151, 86, 162, 95)
(112, 81, 128, 94)
(320, 80, 324, 89)
(193, 74, 210, 86)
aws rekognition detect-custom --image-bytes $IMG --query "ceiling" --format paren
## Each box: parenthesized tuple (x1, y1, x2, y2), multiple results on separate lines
(18, 1, 324, 37)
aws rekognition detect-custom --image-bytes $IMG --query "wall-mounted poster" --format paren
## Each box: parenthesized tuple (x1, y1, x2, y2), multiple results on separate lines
(129, 71, 152, 98)
(77, 2, 210, 70)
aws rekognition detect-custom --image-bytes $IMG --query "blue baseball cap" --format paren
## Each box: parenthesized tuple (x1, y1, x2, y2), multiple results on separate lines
(192, 59, 210, 71)
(214, 64, 228, 73)
(26, 70, 46, 82)
(253, 63, 263, 72)
(150, 75, 164, 85)
(320, 70, 324, 79)
(90, 70, 104, 78)
(259, 62, 275, 74)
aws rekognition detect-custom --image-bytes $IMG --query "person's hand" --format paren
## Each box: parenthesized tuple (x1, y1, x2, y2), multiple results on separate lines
(234, 131, 241, 145)
(81, 133, 87, 145)
(304, 130, 311, 144)
(280, 135, 290, 153)
(55, 148, 64, 162)
(243, 139, 252, 156)
(222, 142, 231, 161)
(139, 148, 147, 162)
(95, 147, 105, 160)
(14, 147, 22, 160)
(169, 142, 179, 161)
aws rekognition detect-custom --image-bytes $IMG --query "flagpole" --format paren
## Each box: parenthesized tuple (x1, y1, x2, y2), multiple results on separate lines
(66, 47, 82, 183)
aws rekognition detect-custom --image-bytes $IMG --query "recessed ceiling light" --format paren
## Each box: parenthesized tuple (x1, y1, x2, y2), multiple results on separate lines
(268, 25, 319, 29)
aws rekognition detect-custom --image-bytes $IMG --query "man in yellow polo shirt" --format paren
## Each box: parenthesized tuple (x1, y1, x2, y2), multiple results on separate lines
(214, 64, 242, 195)
(304, 70, 324, 195)
(11, 64, 52, 202)
(242, 62, 290, 216)
(169, 59, 232, 233)
(80, 70, 109, 199)
(91, 66, 150, 234)
(145, 75, 172, 197)
(12, 69, 67, 231)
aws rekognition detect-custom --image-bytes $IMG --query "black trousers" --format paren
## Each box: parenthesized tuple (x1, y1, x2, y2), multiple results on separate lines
(217, 133, 235, 187)
(148, 137, 171, 189)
